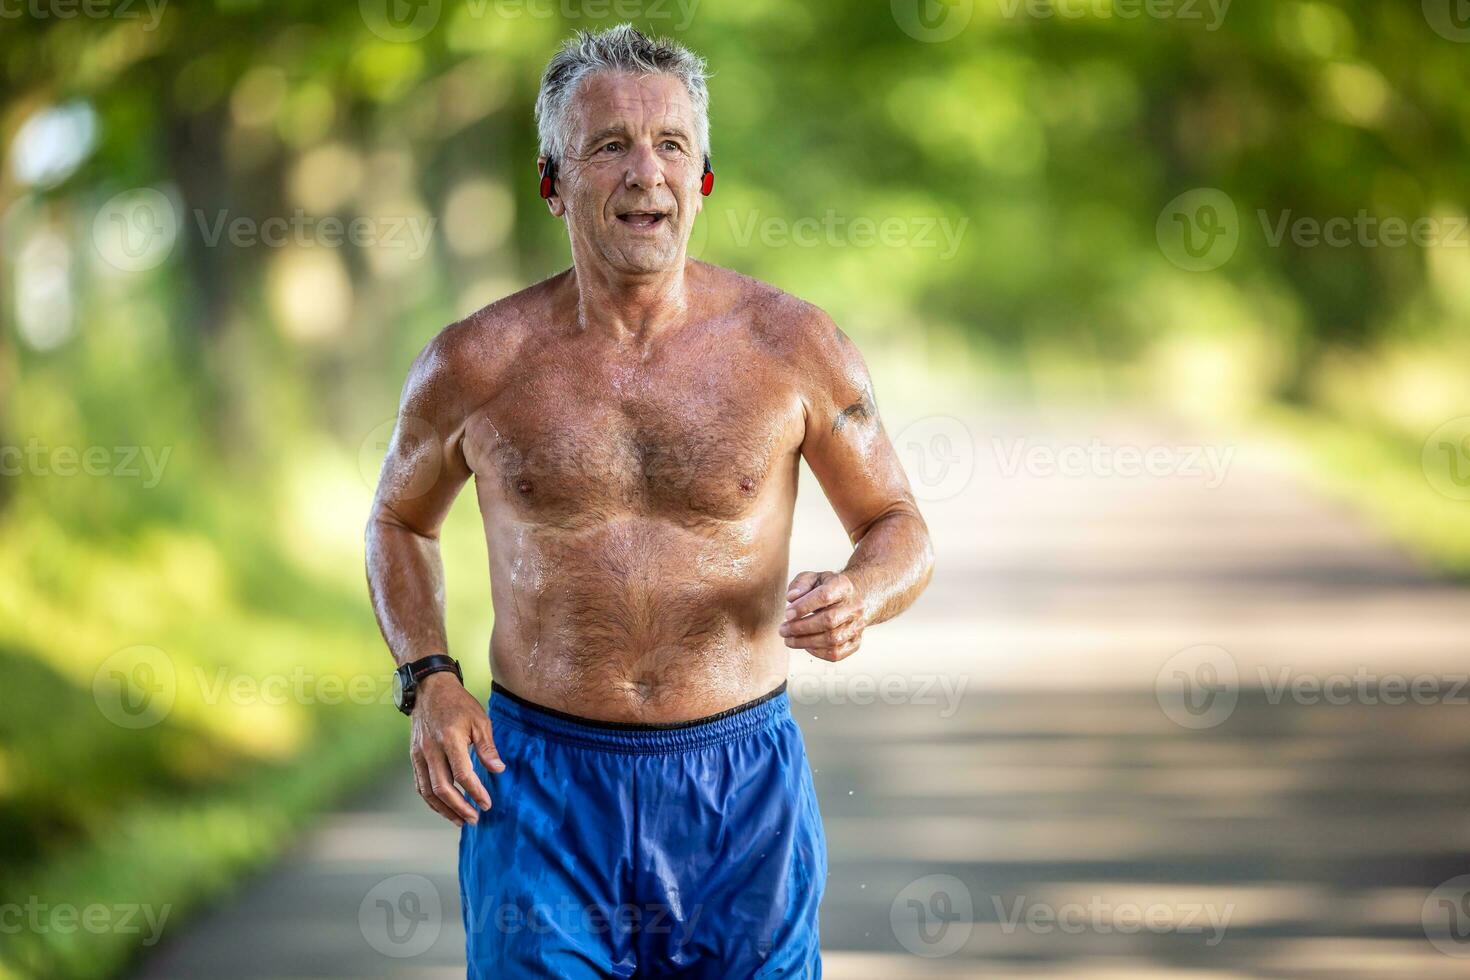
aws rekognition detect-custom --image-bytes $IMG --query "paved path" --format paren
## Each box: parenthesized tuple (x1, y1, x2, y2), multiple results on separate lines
(133, 403, 1470, 979)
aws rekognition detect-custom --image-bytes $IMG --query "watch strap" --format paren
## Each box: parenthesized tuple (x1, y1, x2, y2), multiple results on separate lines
(407, 654, 462, 684)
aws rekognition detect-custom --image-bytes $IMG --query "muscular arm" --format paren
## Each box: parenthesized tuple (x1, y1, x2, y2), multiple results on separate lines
(365, 325, 505, 826)
(781, 308, 934, 659)
(365, 337, 474, 664)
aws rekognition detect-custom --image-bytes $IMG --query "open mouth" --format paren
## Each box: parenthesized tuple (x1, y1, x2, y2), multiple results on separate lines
(616, 210, 668, 229)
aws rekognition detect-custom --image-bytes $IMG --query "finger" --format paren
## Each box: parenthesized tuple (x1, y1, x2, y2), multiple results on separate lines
(413, 753, 464, 827)
(786, 578, 850, 621)
(474, 720, 507, 774)
(812, 638, 861, 663)
(779, 604, 857, 637)
(787, 622, 862, 649)
(785, 571, 821, 602)
(785, 631, 836, 650)
(449, 738, 493, 812)
(425, 745, 479, 823)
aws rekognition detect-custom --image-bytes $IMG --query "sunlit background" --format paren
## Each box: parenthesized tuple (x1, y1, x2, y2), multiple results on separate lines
(4, 1, 1470, 977)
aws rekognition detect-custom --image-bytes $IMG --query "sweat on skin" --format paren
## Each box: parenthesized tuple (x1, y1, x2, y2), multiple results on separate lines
(366, 23, 933, 976)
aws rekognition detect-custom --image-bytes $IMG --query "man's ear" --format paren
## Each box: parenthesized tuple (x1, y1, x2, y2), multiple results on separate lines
(536, 156, 566, 217)
(688, 173, 705, 222)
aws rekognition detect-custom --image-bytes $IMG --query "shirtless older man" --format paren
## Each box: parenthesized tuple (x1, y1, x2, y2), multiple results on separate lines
(366, 24, 933, 978)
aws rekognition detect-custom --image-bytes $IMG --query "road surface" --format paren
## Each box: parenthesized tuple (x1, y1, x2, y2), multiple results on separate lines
(133, 403, 1470, 978)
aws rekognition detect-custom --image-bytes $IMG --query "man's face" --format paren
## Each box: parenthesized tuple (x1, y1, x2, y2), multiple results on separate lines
(546, 71, 704, 276)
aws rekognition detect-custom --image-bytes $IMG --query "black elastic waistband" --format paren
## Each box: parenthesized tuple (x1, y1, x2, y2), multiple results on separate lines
(489, 679, 788, 732)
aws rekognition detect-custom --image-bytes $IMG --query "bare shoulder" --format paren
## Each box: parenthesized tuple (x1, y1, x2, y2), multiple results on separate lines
(404, 272, 567, 418)
(694, 262, 873, 419)
(692, 261, 856, 362)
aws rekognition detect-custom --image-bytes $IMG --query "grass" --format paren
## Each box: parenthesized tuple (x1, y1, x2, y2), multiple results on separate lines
(1256, 404, 1470, 579)
(0, 451, 489, 979)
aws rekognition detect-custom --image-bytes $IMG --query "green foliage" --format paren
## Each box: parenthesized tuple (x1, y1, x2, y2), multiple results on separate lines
(2, 2, 1468, 976)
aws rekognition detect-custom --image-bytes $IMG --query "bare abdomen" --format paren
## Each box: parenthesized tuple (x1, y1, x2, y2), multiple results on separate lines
(484, 514, 792, 722)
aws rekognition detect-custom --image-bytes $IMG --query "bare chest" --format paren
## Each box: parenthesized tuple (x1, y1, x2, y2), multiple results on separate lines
(466, 350, 801, 524)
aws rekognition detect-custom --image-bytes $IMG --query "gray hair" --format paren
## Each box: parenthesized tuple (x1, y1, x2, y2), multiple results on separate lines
(534, 23, 710, 163)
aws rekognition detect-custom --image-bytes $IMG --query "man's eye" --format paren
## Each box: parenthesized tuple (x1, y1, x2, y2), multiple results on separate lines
(661, 141, 681, 152)
(600, 142, 622, 153)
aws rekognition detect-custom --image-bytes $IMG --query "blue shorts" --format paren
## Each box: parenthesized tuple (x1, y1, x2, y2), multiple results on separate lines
(459, 681, 827, 978)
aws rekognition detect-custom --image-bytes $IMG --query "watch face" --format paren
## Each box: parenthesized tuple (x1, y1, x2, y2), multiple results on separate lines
(392, 668, 407, 710)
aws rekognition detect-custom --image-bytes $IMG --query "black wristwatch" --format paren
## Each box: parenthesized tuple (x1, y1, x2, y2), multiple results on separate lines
(392, 654, 463, 715)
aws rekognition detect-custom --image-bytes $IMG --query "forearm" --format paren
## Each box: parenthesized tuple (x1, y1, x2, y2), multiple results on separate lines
(842, 508, 934, 627)
(365, 507, 451, 668)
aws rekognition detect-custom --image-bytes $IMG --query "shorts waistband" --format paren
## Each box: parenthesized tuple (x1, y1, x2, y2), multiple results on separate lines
(488, 680, 790, 754)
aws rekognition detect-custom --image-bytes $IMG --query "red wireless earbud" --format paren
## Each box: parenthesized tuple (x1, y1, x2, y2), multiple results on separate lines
(700, 156, 714, 197)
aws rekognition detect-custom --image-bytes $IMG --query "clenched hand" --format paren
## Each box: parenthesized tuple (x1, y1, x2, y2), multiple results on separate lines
(780, 570, 868, 662)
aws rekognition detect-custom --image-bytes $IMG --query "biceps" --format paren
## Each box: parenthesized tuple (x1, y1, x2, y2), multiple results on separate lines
(370, 412, 470, 536)
(803, 421, 916, 541)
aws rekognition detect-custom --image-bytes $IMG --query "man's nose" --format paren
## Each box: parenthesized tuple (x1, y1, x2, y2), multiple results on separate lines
(624, 144, 665, 190)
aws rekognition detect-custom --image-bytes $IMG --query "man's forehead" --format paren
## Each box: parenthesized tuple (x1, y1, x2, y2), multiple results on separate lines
(571, 72, 695, 137)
